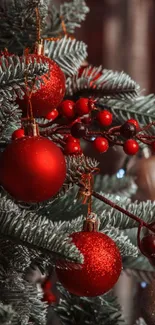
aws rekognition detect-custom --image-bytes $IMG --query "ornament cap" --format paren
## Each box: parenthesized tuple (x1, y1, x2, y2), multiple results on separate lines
(35, 39, 44, 55)
(83, 213, 100, 232)
(22, 118, 40, 137)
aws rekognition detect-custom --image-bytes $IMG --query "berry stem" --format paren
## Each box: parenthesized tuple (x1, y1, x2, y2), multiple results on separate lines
(88, 189, 155, 233)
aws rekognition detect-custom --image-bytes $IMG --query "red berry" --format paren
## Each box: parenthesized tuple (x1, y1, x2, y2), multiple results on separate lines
(65, 141, 82, 155)
(75, 98, 91, 116)
(127, 119, 139, 131)
(59, 100, 75, 119)
(123, 139, 139, 155)
(66, 135, 80, 144)
(42, 280, 51, 291)
(12, 128, 25, 140)
(45, 109, 59, 121)
(97, 110, 113, 127)
(93, 137, 109, 153)
(140, 235, 155, 257)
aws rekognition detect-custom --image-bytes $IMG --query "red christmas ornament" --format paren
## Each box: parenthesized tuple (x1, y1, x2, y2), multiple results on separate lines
(75, 98, 92, 116)
(17, 55, 66, 118)
(127, 119, 139, 131)
(59, 100, 75, 119)
(97, 110, 113, 127)
(140, 235, 155, 258)
(0, 136, 66, 202)
(42, 279, 57, 304)
(93, 137, 109, 153)
(123, 139, 139, 155)
(56, 231, 122, 297)
(12, 128, 25, 140)
(64, 141, 82, 155)
(45, 109, 59, 121)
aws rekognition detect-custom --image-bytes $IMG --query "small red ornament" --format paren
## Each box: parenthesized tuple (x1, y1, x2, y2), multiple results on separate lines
(64, 141, 82, 155)
(42, 279, 57, 304)
(12, 128, 25, 140)
(140, 235, 155, 258)
(127, 119, 139, 131)
(93, 137, 109, 153)
(123, 139, 139, 155)
(56, 231, 122, 297)
(45, 109, 59, 121)
(75, 98, 91, 116)
(0, 136, 66, 202)
(17, 55, 66, 118)
(97, 110, 113, 127)
(59, 100, 75, 119)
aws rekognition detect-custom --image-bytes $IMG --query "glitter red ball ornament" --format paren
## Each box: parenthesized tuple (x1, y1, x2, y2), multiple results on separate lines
(93, 137, 109, 153)
(0, 136, 66, 202)
(123, 139, 139, 155)
(17, 55, 66, 118)
(56, 231, 122, 297)
(97, 110, 113, 127)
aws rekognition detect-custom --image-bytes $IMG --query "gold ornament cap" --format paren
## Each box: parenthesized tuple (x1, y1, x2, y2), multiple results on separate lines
(22, 118, 40, 137)
(83, 213, 100, 232)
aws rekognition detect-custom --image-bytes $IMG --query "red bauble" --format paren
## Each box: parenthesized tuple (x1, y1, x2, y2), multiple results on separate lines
(123, 139, 139, 155)
(45, 109, 59, 121)
(12, 128, 25, 140)
(93, 137, 109, 153)
(56, 231, 122, 297)
(140, 235, 155, 258)
(127, 119, 139, 131)
(97, 110, 113, 127)
(42, 279, 57, 304)
(75, 98, 91, 116)
(64, 141, 82, 155)
(17, 55, 66, 118)
(0, 136, 66, 202)
(59, 100, 75, 119)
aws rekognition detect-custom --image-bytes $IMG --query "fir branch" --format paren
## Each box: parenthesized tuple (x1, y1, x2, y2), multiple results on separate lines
(99, 94, 155, 128)
(66, 66, 140, 100)
(0, 0, 48, 54)
(45, 37, 88, 76)
(0, 192, 83, 264)
(45, 0, 89, 37)
(55, 287, 126, 325)
(0, 303, 15, 325)
(123, 256, 155, 272)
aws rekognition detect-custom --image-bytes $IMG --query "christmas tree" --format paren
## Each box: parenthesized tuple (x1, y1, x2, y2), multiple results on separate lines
(0, 1, 155, 324)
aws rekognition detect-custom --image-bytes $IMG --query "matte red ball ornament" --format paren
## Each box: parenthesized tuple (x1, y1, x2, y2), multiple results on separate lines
(75, 98, 91, 116)
(0, 136, 66, 202)
(97, 110, 113, 127)
(93, 137, 109, 153)
(127, 119, 139, 131)
(17, 55, 66, 118)
(123, 139, 139, 155)
(56, 231, 122, 297)
(64, 141, 82, 155)
(45, 109, 59, 121)
(12, 128, 25, 140)
(59, 100, 75, 119)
